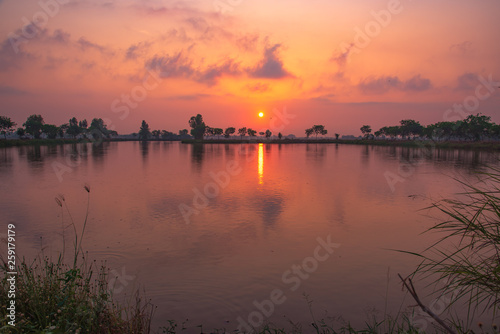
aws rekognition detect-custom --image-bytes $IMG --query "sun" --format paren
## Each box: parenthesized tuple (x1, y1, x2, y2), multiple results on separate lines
(258, 112, 264, 118)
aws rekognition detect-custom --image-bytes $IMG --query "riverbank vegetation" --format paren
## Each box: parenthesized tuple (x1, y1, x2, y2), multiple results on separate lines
(401, 167, 500, 333)
(0, 187, 154, 334)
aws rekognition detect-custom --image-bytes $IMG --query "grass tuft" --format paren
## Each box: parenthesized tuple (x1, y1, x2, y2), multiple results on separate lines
(0, 186, 154, 333)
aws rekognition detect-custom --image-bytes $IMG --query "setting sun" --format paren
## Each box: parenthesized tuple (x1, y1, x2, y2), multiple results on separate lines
(258, 112, 264, 118)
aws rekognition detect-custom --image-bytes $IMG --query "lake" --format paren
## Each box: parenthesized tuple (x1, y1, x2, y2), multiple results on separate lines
(1, 141, 499, 331)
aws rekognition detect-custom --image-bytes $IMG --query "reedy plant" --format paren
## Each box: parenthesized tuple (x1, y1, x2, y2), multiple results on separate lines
(0, 185, 154, 333)
(406, 166, 500, 331)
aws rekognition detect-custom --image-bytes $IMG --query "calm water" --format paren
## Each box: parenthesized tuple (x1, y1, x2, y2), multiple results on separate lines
(1, 142, 499, 331)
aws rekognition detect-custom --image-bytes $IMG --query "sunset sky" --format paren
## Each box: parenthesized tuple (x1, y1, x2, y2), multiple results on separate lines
(1, 0, 499, 136)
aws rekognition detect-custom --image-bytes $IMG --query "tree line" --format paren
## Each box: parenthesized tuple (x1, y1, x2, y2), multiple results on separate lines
(0, 114, 116, 140)
(358, 114, 499, 141)
(2, 112, 497, 143)
(137, 114, 283, 141)
(137, 120, 190, 140)
(300, 113, 499, 142)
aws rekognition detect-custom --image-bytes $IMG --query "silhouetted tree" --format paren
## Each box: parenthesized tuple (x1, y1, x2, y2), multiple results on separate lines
(151, 130, 161, 139)
(189, 114, 207, 140)
(23, 114, 44, 139)
(16, 127, 25, 138)
(89, 118, 112, 140)
(205, 127, 215, 137)
(247, 128, 257, 137)
(312, 125, 327, 138)
(213, 128, 223, 139)
(238, 127, 247, 139)
(259, 131, 265, 136)
(161, 130, 174, 139)
(305, 128, 313, 138)
(67, 117, 82, 138)
(179, 129, 189, 136)
(58, 123, 68, 138)
(0, 116, 16, 139)
(278, 132, 282, 140)
(400, 119, 423, 139)
(462, 114, 492, 141)
(224, 127, 235, 138)
(79, 119, 88, 129)
(42, 124, 59, 139)
(265, 129, 272, 138)
(139, 120, 151, 140)
(335, 133, 339, 140)
(360, 125, 372, 139)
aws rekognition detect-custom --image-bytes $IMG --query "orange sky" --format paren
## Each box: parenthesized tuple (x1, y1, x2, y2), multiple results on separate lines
(1, 0, 499, 136)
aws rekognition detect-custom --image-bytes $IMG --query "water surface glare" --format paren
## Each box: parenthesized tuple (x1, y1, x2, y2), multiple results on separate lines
(1, 142, 498, 330)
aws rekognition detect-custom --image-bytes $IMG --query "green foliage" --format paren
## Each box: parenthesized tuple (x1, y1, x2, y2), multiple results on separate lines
(23, 114, 45, 139)
(410, 167, 500, 329)
(0, 188, 154, 333)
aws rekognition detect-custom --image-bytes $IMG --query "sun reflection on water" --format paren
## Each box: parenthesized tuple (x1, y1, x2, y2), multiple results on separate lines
(258, 143, 263, 184)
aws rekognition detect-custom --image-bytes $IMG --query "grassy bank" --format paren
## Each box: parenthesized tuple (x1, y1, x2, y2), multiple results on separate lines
(0, 138, 90, 148)
(0, 187, 154, 334)
(182, 138, 500, 150)
(4, 137, 500, 151)
(0, 138, 184, 148)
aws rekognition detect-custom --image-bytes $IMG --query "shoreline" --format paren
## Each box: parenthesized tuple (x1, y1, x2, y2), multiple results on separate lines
(181, 138, 500, 150)
(2, 137, 500, 151)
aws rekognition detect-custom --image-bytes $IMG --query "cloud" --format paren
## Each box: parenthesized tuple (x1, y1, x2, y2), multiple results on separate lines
(0, 27, 39, 71)
(248, 43, 292, 79)
(311, 93, 336, 104)
(168, 94, 211, 101)
(0, 86, 29, 96)
(330, 43, 355, 68)
(198, 59, 240, 85)
(450, 41, 473, 55)
(246, 82, 269, 92)
(403, 75, 432, 91)
(455, 72, 479, 91)
(77, 37, 107, 53)
(358, 75, 432, 94)
(146, 53, 195, 78)
(358, 76, 402, 94)
(185, 17, 210, 32)
(235, 33, 260, 51)
(145, 52, 240, 85)
(49, 29, 71, 44)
